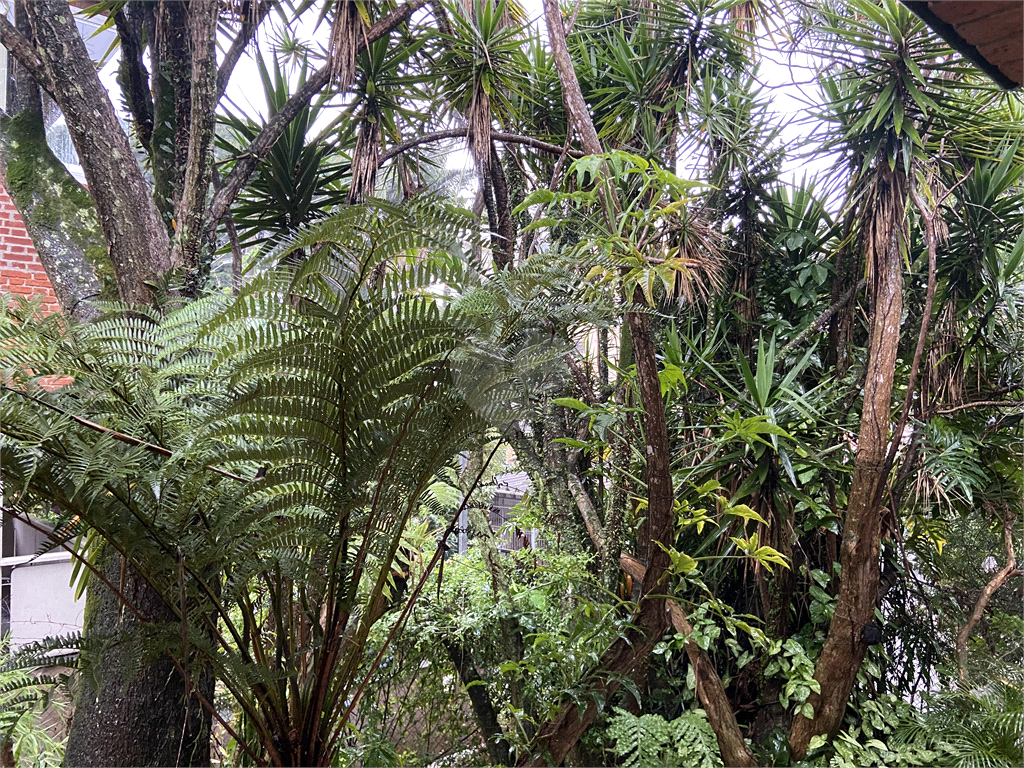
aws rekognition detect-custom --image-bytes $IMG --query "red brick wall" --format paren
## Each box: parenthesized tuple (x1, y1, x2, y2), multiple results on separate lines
(1, 181, 62, 314)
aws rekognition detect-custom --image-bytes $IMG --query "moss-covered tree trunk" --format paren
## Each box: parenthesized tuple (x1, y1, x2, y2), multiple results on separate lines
(0, 18, 108, 320)
(16, 0, 171, 307)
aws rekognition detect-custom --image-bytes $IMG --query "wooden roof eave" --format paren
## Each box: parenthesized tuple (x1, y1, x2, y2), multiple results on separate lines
(903, 1, 1021, 90)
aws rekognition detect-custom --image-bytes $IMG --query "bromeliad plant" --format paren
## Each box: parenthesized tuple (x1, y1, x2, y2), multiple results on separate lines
(0, 200, 492, 767)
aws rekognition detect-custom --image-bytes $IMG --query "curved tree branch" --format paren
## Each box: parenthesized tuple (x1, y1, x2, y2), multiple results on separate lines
(0, 14, 52, 92)
(378, 129, 583, 166)
(936, 399, 1023, 415)
(216, 0, 272, 101)
(956, 512, 1021, 679)
(779, 278, 866, 357)
(208, 0, 430, 226)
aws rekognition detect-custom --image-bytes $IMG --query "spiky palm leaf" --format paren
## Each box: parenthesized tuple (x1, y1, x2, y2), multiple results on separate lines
(219, 53, 349, 250)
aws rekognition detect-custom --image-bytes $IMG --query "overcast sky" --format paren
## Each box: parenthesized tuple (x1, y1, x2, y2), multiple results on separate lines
(85, 0, 837, 201)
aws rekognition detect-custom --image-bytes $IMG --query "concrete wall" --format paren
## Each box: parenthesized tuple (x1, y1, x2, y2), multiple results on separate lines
(8, 555, 84, 648)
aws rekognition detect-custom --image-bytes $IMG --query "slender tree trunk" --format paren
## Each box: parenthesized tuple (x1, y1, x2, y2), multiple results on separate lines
(443, 640, 513, 765)
(171, 0, 220, 283)
(521, 5, 695, 764)
(789, 173, 905, 757)
(489, 143, 516, 270)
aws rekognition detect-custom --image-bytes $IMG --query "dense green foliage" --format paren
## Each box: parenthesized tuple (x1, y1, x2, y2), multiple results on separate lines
(1, 0, 1022, 766)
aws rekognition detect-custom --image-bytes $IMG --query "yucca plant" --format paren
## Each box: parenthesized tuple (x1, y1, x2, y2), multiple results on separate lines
(0, 199, 495, 767)
(219, 52, 350, 250)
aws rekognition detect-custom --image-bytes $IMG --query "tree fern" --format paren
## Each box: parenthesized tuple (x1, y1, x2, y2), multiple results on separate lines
(1, 637, 77, 767)
(0, 199, 500, 766)
(891, 671, 1024, 768)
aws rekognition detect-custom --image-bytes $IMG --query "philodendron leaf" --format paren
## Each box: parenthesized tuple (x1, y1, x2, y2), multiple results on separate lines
(552, 437, 588, 449)
(551, 397, 589, 411)
(724, 504, 768, 526)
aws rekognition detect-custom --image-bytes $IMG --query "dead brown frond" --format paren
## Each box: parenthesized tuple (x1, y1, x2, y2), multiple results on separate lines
(730, 0, 757, 39)
(467, 86, 493, 175)
(860, 164, 908, 296)
(348, 107, 382, 204)
(329, 0, 367, 92)
(927, 299, 964, 408)
(218, 0, 265, 25)
(660, 205, 725, 305)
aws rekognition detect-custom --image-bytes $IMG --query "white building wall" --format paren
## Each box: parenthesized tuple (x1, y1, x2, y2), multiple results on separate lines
(8, 555, 84, 648)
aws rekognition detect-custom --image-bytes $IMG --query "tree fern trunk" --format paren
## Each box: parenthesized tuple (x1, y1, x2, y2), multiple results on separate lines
(64, 547, 212, 767)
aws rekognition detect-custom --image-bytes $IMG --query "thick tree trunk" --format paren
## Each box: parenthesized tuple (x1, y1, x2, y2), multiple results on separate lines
(64, 547, 213, 767)
(789, 186, 904, 758)
(0, 34, 107, 320)
(19, 0, 170, 307)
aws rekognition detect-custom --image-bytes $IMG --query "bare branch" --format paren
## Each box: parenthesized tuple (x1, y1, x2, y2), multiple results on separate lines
(780, 278, 867, 357)
(937, 399, 1023, 415)
(358, 128, 584, 168)
(0, 14, 52, 92)
(956, 512, 1021, 678)
(216, 0, 272, 101)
